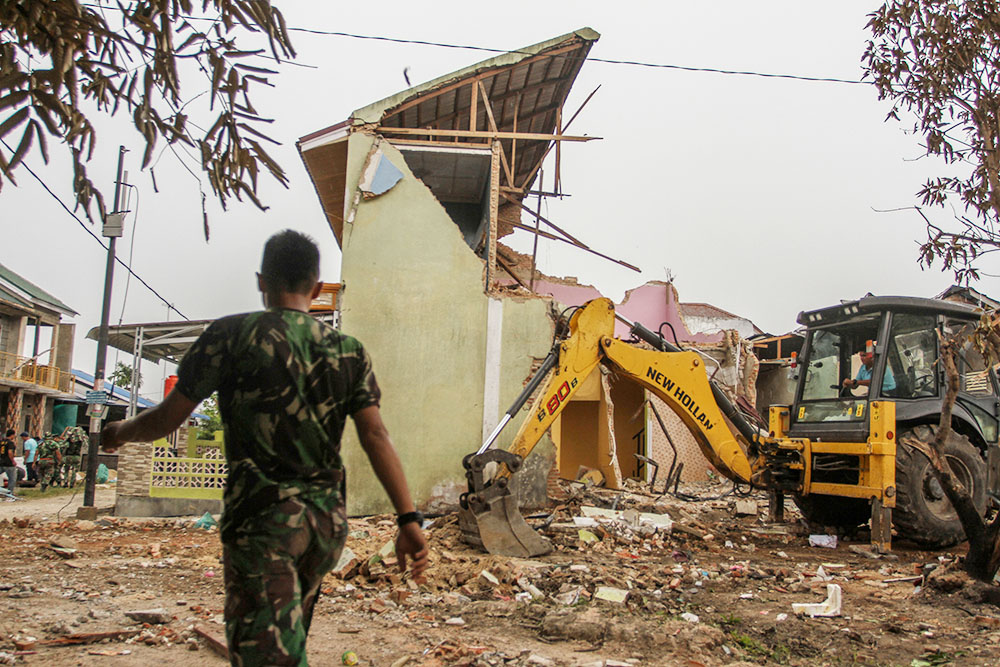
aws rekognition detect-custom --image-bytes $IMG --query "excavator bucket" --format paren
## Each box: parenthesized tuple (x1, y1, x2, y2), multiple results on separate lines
(459, 449, 552, 557)
(458, 494, 551, 558)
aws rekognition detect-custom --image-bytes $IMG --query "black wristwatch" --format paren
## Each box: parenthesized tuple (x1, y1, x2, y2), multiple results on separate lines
(396, 510, 424, 528)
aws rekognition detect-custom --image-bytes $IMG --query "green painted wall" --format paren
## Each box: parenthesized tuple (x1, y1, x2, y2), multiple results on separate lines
(337, 134, 554, 515)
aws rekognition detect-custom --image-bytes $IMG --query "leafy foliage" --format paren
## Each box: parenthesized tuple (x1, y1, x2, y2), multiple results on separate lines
(0, 0, 294, 237)
(108, 360, 141, 390)
(863, 1, 1000, 281)
(197, 391, 222, 439)
(866, 1, 1000, 583)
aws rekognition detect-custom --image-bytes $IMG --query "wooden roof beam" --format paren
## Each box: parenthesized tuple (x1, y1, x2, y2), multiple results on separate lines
(374, 127, 598, 142)
(378, 41, 589, 123)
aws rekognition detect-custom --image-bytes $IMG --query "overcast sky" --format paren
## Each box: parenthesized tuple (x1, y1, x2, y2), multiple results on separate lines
(2, 1, 989, 401)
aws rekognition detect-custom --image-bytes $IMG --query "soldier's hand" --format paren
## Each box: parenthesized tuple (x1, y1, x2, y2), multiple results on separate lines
(101, 422, 124, 452)
(396, 522, 429, 582)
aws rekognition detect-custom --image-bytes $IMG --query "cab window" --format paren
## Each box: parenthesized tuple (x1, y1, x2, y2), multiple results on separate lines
(885, 314, 938, 399)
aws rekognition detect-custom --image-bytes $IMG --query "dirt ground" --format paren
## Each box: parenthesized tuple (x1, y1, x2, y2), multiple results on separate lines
(0, 480, 998, 666)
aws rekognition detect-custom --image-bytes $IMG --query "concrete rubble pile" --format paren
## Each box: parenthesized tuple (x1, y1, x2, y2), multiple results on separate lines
(0, 481, 997, 665)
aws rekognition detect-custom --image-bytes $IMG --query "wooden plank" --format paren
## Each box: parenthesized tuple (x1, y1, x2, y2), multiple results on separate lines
(500, 191, 588, 247)
(505, 219, 640, 273)
(194, 625, 229, 659)
(511, 93, 521, 179)
(479, 81, 515, 188)
(375, 127, 597, 142)
(469, 81, 478, 131)
(496, 254, 532, 291)
(555, 107, 562, 195)
(530, 169, 543, 291)
(487, 140, 501, 291)
(37, 630, 141, 646)
(518, 85, 601, 190)
(386, 138, 491, 150)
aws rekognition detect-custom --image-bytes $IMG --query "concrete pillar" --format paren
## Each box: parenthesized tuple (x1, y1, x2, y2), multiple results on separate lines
(4, 388, 22, 435)
(115, 441, 153, 497)
(29, 395, 44, 439)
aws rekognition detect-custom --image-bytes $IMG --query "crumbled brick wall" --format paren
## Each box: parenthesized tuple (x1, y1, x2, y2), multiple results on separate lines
(116, 441, 152, 497)
(647, 394, 713, 483)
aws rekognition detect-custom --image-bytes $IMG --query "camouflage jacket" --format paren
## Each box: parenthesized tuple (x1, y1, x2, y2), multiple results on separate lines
(37, 436, 62, 460)
(61, 426, 88, 456)
(175, 309, 380, 541)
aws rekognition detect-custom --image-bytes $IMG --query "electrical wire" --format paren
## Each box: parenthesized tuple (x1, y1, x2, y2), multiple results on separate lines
(0, 139, 188, 321)
(108, 182, 142, 397)
(117, 183, 140, 328)
(76, 3, 863, 85)
(287, 29, 865, 85)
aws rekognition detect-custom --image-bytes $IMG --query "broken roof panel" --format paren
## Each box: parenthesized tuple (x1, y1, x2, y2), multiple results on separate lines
(352, 28, 599, 126)
(298, 28, 599, 248)
(368, 28, 599, 192)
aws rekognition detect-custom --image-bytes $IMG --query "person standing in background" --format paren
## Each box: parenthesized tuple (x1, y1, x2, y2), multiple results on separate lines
(21, 432, 37, 483)
(0, 431, 17, 499)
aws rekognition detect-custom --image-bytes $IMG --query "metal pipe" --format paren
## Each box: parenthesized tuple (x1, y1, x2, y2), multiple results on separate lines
(475, 347, 559, 455)
(625, 317, 759, 445)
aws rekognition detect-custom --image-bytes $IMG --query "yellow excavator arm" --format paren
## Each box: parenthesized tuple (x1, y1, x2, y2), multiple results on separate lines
(459, 298, 761, 556)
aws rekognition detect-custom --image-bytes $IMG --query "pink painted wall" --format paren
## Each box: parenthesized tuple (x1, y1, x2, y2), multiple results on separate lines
(528, 280, 724, 344)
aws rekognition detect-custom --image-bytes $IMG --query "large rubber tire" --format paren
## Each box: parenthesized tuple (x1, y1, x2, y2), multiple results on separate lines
(793, 493, 871, 528)
(894, 425, 987, 548)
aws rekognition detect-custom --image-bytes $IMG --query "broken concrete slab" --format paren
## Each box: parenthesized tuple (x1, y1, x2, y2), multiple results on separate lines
(594, 587, 628, 603)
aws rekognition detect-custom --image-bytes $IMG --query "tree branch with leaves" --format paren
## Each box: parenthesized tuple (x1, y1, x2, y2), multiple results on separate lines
(0, 0, 294, 238)
(863, 1, 1000, 282)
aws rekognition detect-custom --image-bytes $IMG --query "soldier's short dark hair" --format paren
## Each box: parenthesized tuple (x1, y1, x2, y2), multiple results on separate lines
(5, 429, 13, 437)
(260, 230, 320, 294)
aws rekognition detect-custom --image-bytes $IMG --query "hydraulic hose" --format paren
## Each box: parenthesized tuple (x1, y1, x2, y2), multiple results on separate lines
(625, 319, 760, 446)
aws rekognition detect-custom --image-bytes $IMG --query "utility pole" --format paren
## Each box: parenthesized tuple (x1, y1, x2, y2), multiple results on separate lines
(82, 146, 127, 513)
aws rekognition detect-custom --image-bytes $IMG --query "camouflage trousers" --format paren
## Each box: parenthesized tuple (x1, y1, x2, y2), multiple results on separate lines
(61, 455, 81, 487)
(37, 458, 58, 490)
(222, 496, 347, 666)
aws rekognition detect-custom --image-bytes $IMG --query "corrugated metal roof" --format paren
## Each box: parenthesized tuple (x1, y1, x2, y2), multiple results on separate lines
(0, 262, 77, 316)
(369, 28, 599, 192)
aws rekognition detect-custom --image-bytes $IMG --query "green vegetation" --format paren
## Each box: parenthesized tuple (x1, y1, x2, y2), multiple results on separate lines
(196, 393, 223, 440)
(729, 630, 790, 665)
(15, 484, 84, 500)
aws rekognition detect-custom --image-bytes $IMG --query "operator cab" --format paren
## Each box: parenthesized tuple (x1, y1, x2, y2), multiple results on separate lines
(789, 296, 999, 445)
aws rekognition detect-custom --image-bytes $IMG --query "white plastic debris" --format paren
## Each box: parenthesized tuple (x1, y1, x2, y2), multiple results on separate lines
(680, 612, 700, 623)
(579, 505, 673, 533)
(808, 534, 838, 549)
(792, 583, 842, 617)
(517, 577, 544, 600)
(553, 587, 582, 606)
(594, 587, 628, 603)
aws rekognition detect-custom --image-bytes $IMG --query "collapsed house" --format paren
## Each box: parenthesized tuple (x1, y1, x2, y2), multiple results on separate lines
(298, 28, 764, 515)
(0, 263, 77, 440)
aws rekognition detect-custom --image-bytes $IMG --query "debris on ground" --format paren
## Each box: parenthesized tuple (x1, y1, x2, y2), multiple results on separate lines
(0, 478, 995, 665)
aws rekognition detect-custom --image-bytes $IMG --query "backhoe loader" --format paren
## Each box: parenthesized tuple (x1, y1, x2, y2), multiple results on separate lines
(458, 296, 1000, 557)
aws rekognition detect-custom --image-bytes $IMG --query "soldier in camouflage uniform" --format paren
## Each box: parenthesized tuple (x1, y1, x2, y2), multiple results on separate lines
(59, 426, 87, 487)
(101, 230, 428, 666)
(36, 432, 63, 491)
